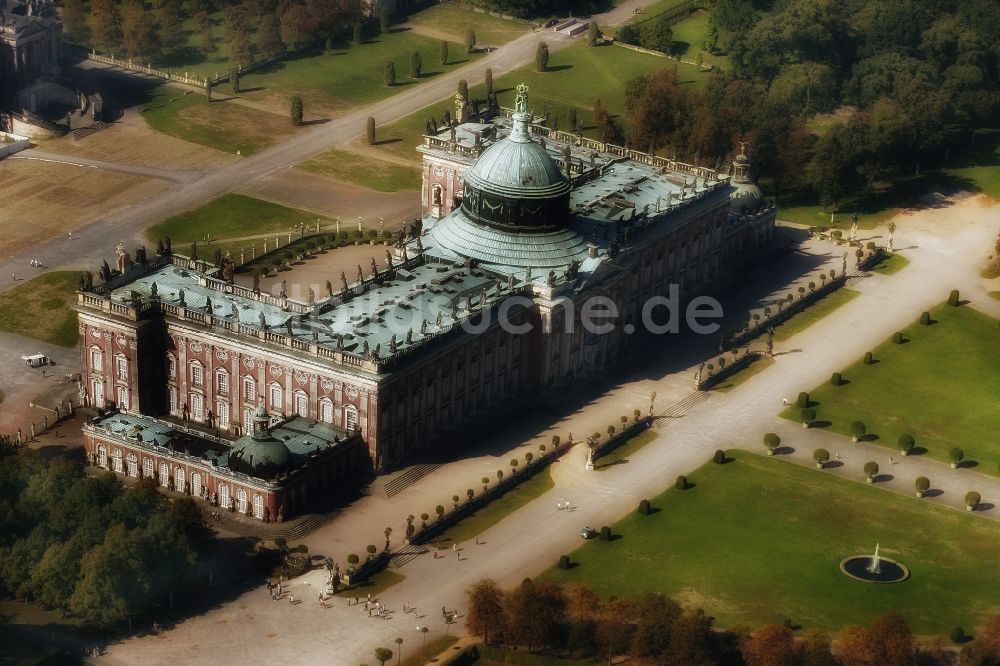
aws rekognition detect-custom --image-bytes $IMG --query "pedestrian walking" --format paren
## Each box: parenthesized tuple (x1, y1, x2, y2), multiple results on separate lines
(782, 397, 789, 406)
(367, 592, 371, 602)
(889, 456, 894, 466)
(368, 608, 372, 617)
(835, 451, 841, 460)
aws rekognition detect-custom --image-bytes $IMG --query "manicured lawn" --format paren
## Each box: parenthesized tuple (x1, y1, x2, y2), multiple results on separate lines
(770, 288, 859, 342)
(403, 4, 528, 46)
(298, 149, 421, 192)
(782, 303, 1000, 469)
(595, 429, 659, 470)
(237, 30, 483, 117)
(140, 86, 295, 155)
(667, 10, 729, 68)
(0, 272, 80, 347)
(990, 291, 1000, 301)
(146, 194, 331, 246)
(869, 253, 910, 276)
(332, 569, 404, 598)
(543, 451, 1000, 633)
(372, 40, 706, 162)
(712, 355, 775, 392)
(434, 468, 554, 545)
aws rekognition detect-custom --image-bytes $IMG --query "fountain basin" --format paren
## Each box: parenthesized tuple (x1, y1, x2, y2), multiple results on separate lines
(839, 556, 909, 583)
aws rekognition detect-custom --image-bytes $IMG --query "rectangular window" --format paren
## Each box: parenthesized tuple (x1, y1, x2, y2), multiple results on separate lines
(191, 364, 203, 387)
(244, 408, 254, 434)
(216, 372, 228, 396)
(243, 378, 255, 403)
(295, 393, 308, 417)
(167, 356, 176, 378)
(168, 387, 178, 415)
(115, 356, 128, 380)
(321, 401, 333, 423)
(217, 401, 230, 429)
(90, 349, 102, 371)
(190, 393, 204, 420)
(117, 386, 129, 410)
(269, 385, 282, 410)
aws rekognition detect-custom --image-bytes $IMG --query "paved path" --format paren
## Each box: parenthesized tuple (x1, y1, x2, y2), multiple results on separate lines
(9, 149, 203, 184)
(0, 0, 656, 287)
(97, 200, 1000, 665)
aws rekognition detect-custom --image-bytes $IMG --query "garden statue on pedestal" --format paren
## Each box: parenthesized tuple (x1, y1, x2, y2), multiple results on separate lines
(849, 213, 859, 242)
(585, 445, 594, 471)
(887, 221, 896, 253)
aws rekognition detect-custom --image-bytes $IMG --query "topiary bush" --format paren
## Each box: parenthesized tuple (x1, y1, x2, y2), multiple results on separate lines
(952, 627, 966, 644)
(948, 289, 960, 306)
(831, 372, 842, 386)
(864, 461, 879, 483)
(863, 351, 874, 365)
(919, 311, 931, 325)
(965, 491, 981, 511)
(675, 475, 688, 490)
(638, 499, 651, 514)
(712, 449, 726, 464)
(898, 433, 915, 456)
(915, 476, 929, 498)
(892, 331, 904, 344)
(599, 526, 611, 541)
(813, 448, 830, 469)
(950, 447, 964, 469)
(800, 408, 816, 428)
(796, 392, 810, 408)
(850, 421, 866, 442)
(558, 555, 570, 569)
(763, 433, 780, 455)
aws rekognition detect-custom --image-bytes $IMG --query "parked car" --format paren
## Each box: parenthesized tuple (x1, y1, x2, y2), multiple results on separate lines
(580, 526, 597, 539)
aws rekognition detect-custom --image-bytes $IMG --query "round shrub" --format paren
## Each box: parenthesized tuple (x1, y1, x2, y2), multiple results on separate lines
(796, 392, 810, 408)
(347, 553, 360, 565)
(952, 627, 966, 644)
(813, 448, 829, 468)
(915, 476, 930, 497)
(863, 351, 873, 365)
(763, 433, 780, 455)
(712, 449, 726, 464)
(919, 311, 931, 325)
(898, 433, 915, 455)
(950, 447, 964, 468)
(892, 332, 904, 344)
(675, 475, 688, 490)
(831, 372, 842, 386)
(558, 555, 570, 569)
(638, 499, 651, 515)
(850, 421, 866, 442)
(948, 289, 960, 306)
(965, 491, 981, 511)
(864, 461, 879, 482)
(599, 526, 611, 541)
(366, 544, 377, 556)
(367, 229, 378, 239)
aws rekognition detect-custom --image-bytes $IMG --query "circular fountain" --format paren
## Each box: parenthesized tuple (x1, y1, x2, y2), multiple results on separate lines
(840, 543, 909, 583)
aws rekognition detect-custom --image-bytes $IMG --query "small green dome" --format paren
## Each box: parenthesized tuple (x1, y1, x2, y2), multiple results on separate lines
(228, 435, 292, 479)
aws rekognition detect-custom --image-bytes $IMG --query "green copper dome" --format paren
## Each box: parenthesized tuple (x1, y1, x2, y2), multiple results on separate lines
(228, 435, 292, 479)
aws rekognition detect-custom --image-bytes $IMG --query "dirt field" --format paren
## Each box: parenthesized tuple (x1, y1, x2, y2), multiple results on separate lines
(0, 159, 169, 257)
(35, 109, 237, 171)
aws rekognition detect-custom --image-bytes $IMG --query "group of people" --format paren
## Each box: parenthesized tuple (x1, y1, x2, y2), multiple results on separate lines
(209, 511, 225, 522)
(266, 578, 286, 602)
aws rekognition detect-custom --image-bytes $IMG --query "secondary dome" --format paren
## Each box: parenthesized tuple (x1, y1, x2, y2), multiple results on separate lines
(729, 143, 765, 215)
(228, 435, 292, 479)
(460, 84, 571, 230)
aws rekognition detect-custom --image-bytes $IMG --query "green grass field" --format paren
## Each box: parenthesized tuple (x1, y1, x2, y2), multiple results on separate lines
(140, 86, 295, 155)
(298, 149, 421, 191)
(596, 429, 659, 470)
(543, 451, 1000, 633)
(403, 4, 528, 46)
(782, 303, 1000, 469)
(237, 30, 483, 117)
(0, 272, 80, 347)
(433, 468, 554, 545)
(372, 40, 709, 163)
(712, 356, 775, 392)
(990, 291, 1000, 301)
(869, 253, 910, 276)
(769, 288, 859, 342)
(146, 194, 330, 248)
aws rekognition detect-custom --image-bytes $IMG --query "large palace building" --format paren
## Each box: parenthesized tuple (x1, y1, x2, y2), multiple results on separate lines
(79, 85, 775, 496)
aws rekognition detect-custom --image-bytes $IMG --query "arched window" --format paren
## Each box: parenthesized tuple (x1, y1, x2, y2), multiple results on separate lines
(143, 457, 153, 478)
(344, 404, 359, 432)
(243, 408, 255, 434)
(219, 484, 231, 509)
(116, 385, 129, 410)
(97, 445, 107, 468)
(175, 467, 186, 494)
(91, 378, 104, 407)
(89, 347, 103, 373)
(269, 382, 282, 410)
(253, 494, 264, 519)
(320, 398, 334, 423)
(192, 472, 202, 498)
(115, 354, 128, 381)
(112, 449, 123, 473)
(159, 462, 169, 487)
(216, 369, 229, 395)
(126, 453, 138, 477)
(190, 361, 204, 387)
(294, 390, 308, 417)
(168, 387, 178, 415)
(190, 393, 204, 420)
(166, 354, 177, 379)
(243, 376, 256, 403)
(237, 488, 248, 514)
